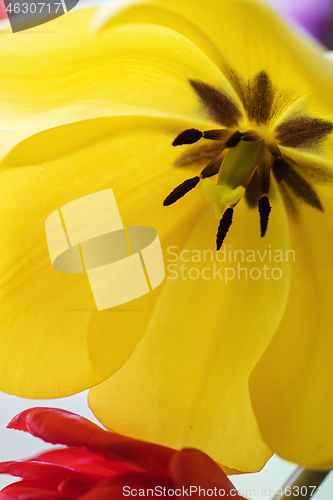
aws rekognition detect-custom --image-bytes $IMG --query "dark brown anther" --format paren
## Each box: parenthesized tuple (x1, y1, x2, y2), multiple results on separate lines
(225, 131, 243, 148)
(172, 129, 203, 146)
(258, 195, 271, 237)
(216, 207, 234, 250)
(200, 157, 222, 178)
(163, 177, 200, 206)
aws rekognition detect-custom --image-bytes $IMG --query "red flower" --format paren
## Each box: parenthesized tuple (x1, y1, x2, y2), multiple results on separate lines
(0, 408, 245, 499)
(0, 1, 7, 20)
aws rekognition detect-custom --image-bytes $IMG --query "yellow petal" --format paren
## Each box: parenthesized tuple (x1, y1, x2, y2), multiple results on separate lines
(89, 180, 291, 473)
(250, 188, 333, 468)
(0, 8, 227, 159)
(0, 116, 206, 398)
(95, 0, 333, 110)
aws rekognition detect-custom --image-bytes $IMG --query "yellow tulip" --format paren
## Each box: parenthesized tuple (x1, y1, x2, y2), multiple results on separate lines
(1, 0, 333, 474)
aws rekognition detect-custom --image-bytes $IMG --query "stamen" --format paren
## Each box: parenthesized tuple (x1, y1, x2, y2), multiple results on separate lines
(200, 157, 223, 178)
(172, 129, 202, 146)
(258, 195, 271, 237)
(243, 130, 261, 142)
(257, 160, 270, 195)
(216, 207, 234, 250)
(225, 131, 243, 148)
(245, 171, 261, 208)
(163, 177, 200, 206)
(203, 129, 230, 141)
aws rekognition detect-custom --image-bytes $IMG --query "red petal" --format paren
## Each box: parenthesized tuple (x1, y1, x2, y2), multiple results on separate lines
(28, 448, 134, 477)
(0, 480, 64, 500)
(9, 408, 175, 477)
(80, 485, 125, 500)
(103, 440, 175, 478)
(58, 477, 92, 496)
(80, 473, 173, 500)
(0, 461, 98, 486)
(0, 2, 7, 20)
(170, 449, 245, 499)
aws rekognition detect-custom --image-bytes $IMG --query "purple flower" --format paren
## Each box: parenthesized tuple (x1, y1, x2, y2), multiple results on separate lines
(268, 0, 333, 48)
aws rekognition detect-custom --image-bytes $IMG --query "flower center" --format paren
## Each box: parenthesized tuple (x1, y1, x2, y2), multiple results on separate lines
(164, 127, 275, 249)
(163, 71, 333, 248)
